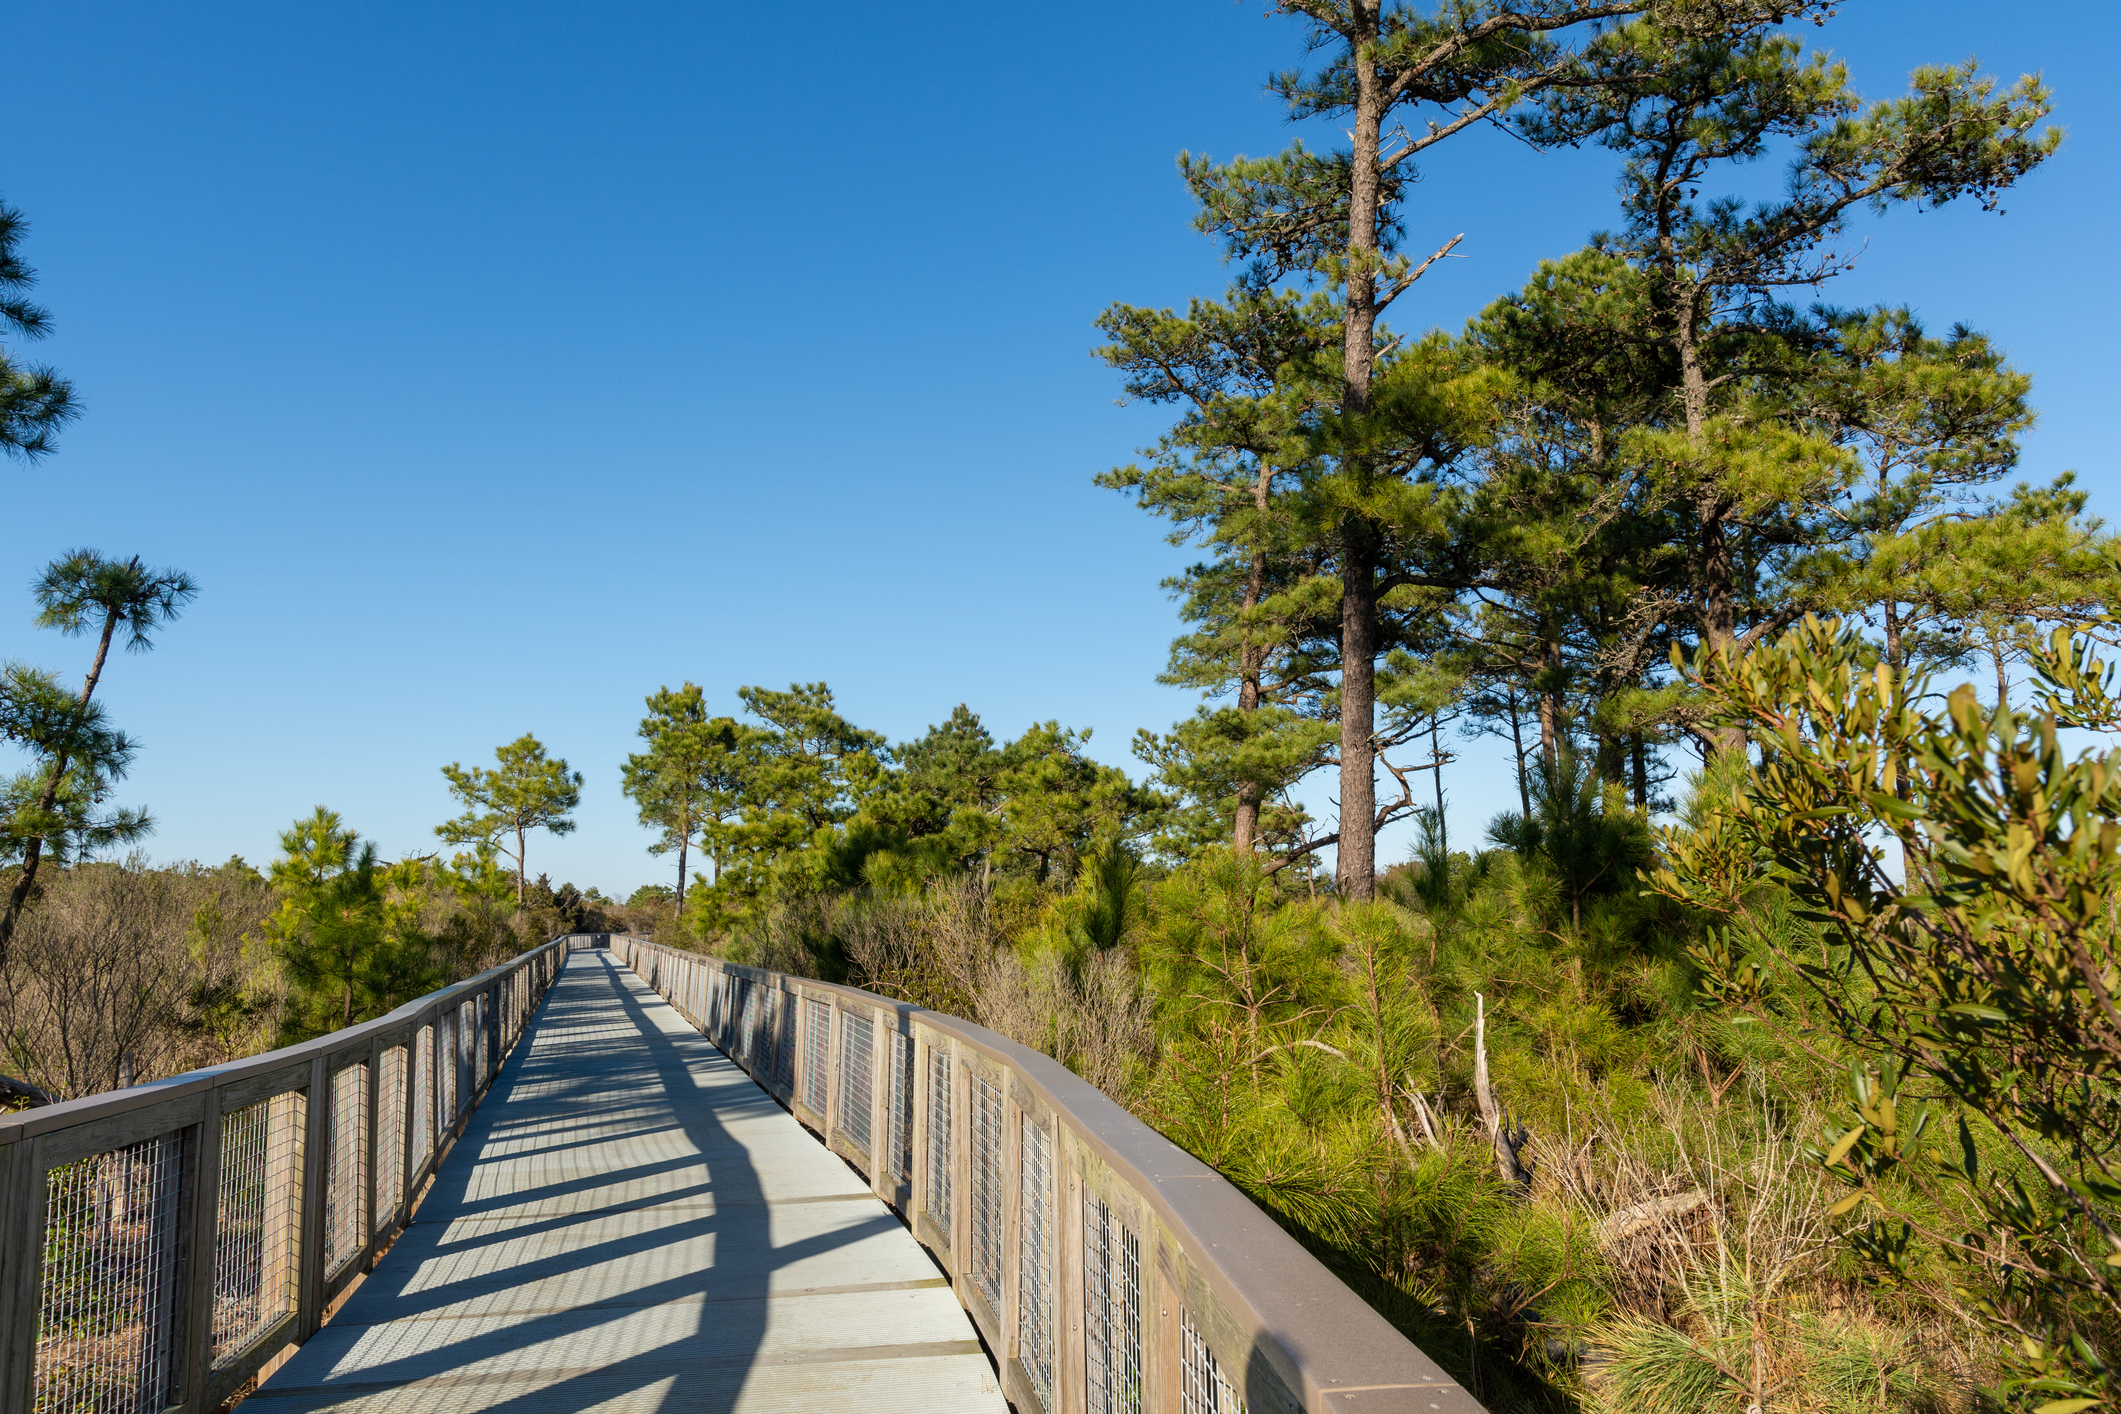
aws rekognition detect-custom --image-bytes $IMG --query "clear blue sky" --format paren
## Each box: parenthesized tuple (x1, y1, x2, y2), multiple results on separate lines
(0, 1, 2111, 897)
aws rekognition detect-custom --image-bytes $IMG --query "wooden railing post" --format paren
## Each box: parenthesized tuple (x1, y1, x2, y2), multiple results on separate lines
(399, 1024, 416, 1227)
(486, 985, 502, 1088)
(295, 1056, 328, 1341)
(363, 1034, 381, 1271)
(176, 1091, 225, 1414)
(0, 1132, 38, 1414)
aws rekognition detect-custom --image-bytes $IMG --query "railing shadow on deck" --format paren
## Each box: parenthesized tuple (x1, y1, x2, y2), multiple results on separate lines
(261, 951, 824, 1414)
(0, 934, 580, 1414)
(592, 932, 1488, 1414)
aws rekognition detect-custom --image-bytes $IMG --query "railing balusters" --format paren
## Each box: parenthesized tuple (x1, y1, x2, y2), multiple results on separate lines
(0, 937, 569, 1414)
(602, 933, 1484, 1414)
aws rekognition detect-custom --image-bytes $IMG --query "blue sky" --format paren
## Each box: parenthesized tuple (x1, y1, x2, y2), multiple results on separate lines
(0, 2, 2111, 897)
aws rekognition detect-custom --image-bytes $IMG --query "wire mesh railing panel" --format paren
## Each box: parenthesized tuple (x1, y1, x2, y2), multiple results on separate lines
(457, 1001, 475, 1107)
(1019, 1116, 1056, 1410)
(323, 1062, 368, 1277)
(927, 1043, 953, 1237)
(970, 1070, 1004, 1313)
(376, 1044, 405, 1235)
(1085, 1194, 1143, 1414)
(211, 1090, 304, 1367)
(802, 999, 830, 1115)
(437, 1013, 458, 1129)
(740, 983, 759, 1067)
(411, 1024, 433, 1173)
(1180, 1307, 1245, 1414)
(889, 1032, 914, 1184)
(839, 1009, 874, 1150)
(33, 1132, 184, 1414)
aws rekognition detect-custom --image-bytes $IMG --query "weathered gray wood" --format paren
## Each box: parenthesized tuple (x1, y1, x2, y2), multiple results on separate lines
(204, 1311, 298, 1408)
(0, 1136, 36, 1414)
(176, 1094, 225, 1414)
(363, 1035, 381, 1270)
(251, 951, 1006, 1414)
(34, 1090, 204, 1168)
(616, 936, 1490, 1414)
(397, 1031, 417, 1235)
(218, 1062, 311, 1115)
(298, 1056, 328, 1340)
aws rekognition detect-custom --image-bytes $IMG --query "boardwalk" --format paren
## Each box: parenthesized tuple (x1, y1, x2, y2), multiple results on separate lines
(248, 951, 1006, 1413)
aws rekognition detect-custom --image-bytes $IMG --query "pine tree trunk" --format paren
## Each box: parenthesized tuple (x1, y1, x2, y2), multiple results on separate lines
(1884, 601, 1915, 800)
(515, 824, 527, 908)
(1673, 284, 1747, 758)
(1430, 715, 1446, 855)
(1508, 685, 1531, 818)
(1233, 470, 1271, 856)
(1334, 0, 1385, 902)
(1536, 676, 1560, 774)
(676, 834, 688, 921)
(1338, 545, 1379, 899)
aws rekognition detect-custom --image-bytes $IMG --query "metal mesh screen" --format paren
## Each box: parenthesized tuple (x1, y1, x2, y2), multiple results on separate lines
(33, 1132, 184, 1414)
(926, 1043, 953, 1236)
(376, 1044, 405, 1235)
(839, 1009, 874, 1150)
(1018, 1116, 1056, 1410)
(802, 999, 830, 1115)
(970, 1070, 1004, 1312)
(1085, 1194, 1143, 1414)
(458, 1000, 476, 1103)
(411, 1024, 433, 1174)
(437, 1012, 458, 1130)
(212, 1089, 304, 1366)
(740, 982, 759, 1066)
(323, 1062, 368, 1276)
(889, 1031, 914, 1183)
(1181, 1307, 1245, 1414)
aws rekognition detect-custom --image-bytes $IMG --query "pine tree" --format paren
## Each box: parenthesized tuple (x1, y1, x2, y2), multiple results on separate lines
(619, 684, 751, 920)
(1097, 285, 1340, 859)
(1117, 0, 1666, 898)
(704, 684, 886, 906)
(0, 199, 78, 459)
(267, 808, 427, 1037)
(0, 665, 150, 972)
(437, 735, 584, 907)
(1521, 11, 2060, 748)
(0, 551, 196, 955)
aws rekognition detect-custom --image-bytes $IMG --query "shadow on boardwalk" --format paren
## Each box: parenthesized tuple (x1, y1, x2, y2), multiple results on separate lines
(248, 952, 1001, 1414)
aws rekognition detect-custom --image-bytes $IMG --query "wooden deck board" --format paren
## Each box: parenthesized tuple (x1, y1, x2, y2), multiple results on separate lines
(251, 952, 1003, 1414)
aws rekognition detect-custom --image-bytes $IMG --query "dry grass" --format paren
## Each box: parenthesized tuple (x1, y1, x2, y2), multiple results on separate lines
(1, 857, 274, 1098)
(1548, 1091, 1975, 1413)
(976, 946, 1154, 1104)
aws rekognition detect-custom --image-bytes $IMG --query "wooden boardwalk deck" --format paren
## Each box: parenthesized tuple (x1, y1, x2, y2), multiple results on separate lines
(249, 951, 1006, 1413)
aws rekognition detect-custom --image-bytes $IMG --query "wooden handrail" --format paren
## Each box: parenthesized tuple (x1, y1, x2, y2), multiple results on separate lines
(598, 932, 1485, 1414)
(0, 934, 573, 1414)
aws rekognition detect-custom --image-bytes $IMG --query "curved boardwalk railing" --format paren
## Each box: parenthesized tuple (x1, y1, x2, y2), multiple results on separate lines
(0, 934, 580, 1414)
(602, 932, 1485, 1414)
